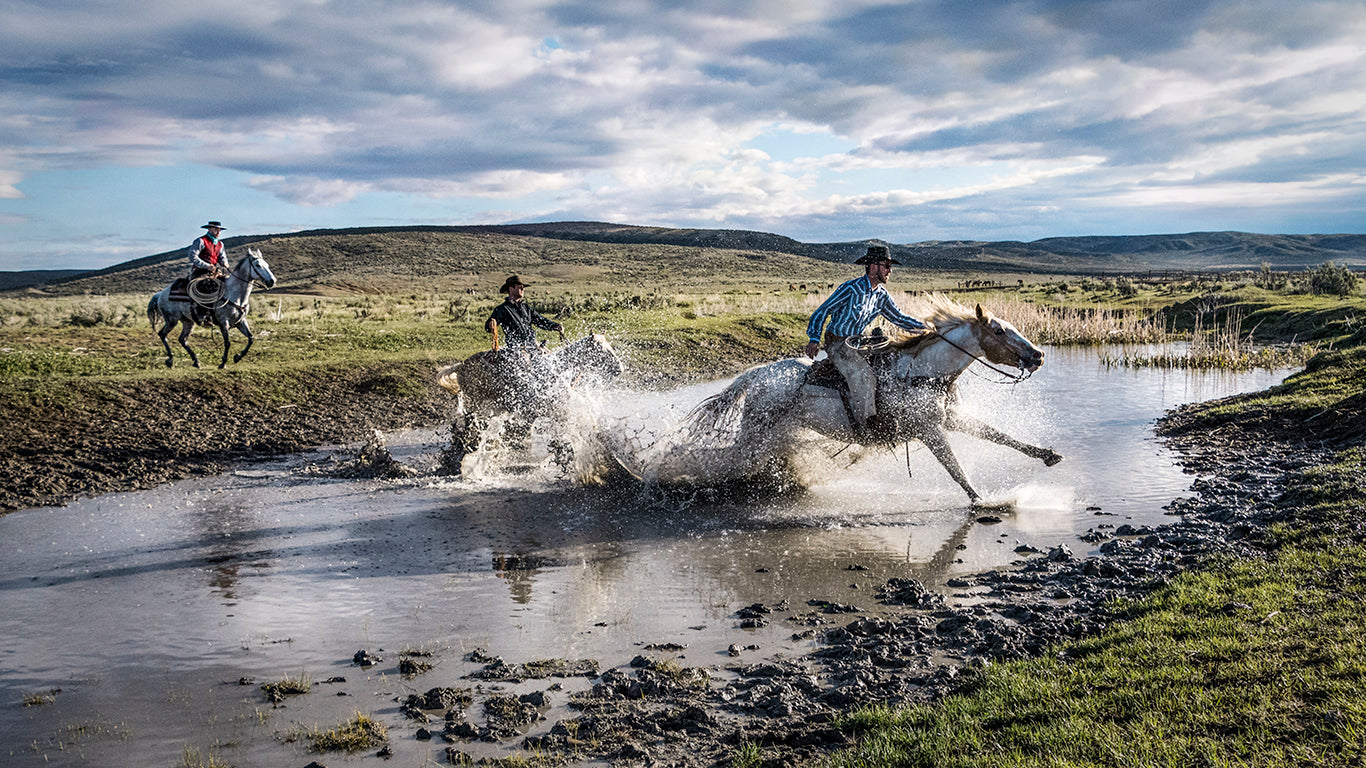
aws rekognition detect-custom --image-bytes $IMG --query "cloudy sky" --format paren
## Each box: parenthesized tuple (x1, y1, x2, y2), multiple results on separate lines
(2, 0, 1363, 271)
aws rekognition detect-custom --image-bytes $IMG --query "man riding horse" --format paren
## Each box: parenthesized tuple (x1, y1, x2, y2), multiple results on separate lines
(805, 244, 932, 441)
(482, 274, 566, 417)
(186, 220, 229, 325)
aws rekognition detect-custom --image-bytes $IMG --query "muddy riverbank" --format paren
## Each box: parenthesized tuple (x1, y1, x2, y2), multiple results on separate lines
(0, 361, 454, 512)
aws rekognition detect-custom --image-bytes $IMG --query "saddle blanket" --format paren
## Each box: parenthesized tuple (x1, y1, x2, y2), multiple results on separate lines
(168, 277, 192, 303)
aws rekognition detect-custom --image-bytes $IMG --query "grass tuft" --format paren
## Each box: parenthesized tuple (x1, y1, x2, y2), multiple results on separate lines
(304, 711, 388, 753)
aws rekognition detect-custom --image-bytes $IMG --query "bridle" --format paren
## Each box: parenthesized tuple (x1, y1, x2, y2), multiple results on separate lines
(196, 254, 272, 313)
(847, 324, 1035, 385)
(930, 329, 1035, 384)
(225, 253, 273, 292)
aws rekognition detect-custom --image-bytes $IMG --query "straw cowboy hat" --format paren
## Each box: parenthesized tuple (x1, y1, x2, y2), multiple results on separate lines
(499, 275, 529, 294)
(854, 244, 901, 265)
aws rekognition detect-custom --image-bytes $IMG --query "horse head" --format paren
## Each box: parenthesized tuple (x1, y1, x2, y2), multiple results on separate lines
(888, 294, 1043, 379)
(968, 304, 1043, 372)
(556, 333, 623, 383)
(238, 248, 277, 289)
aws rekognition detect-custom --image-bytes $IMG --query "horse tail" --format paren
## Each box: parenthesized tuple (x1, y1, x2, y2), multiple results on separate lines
(681, 373, 752, 439)
(147, 295, 159, 329)
(436, 362, 462, 396)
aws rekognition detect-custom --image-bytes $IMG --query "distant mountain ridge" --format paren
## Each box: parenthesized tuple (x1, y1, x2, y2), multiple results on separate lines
(6, 223, 1363, 294)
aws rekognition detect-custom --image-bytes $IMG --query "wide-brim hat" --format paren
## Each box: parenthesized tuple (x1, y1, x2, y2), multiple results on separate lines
(201, 221, 226, 230)
(499, 275, 529, 294)
(854, 244, 901, 265)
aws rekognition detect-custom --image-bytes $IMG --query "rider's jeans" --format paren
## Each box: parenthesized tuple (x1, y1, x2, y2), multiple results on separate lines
(827, 339, 876, 425)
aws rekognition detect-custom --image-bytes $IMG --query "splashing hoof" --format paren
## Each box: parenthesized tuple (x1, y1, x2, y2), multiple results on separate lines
(1043, 450, 1063, 467)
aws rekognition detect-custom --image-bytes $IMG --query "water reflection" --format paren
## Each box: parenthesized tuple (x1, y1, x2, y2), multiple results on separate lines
(189, 497, 271, 603)
(492, 553, 546, 605)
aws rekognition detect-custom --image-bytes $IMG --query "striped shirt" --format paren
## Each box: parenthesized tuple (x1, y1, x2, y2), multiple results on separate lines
(806, 275, 926, 343)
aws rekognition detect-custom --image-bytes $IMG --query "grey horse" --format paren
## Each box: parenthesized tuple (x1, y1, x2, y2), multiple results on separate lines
(147, 247, 276, 369)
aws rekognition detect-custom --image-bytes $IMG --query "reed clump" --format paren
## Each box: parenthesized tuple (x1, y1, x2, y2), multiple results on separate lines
(1099, 311, 1320, 371)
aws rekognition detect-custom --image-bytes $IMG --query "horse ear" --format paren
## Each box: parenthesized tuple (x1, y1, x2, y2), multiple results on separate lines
(976, 304, 986, 321)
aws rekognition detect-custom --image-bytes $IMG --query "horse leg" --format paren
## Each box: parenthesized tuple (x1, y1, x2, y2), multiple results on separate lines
(232, 318, 254, 364)
(218, 322, 232, 368)
(177, 320, 201, 368)
(916, 423, 981, 504)
(157, 317, 177, 367)
(944, 410, 1062, 466)
(437, 411, 479, 475)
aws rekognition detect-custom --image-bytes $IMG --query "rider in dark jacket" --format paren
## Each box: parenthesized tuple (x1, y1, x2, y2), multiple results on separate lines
(486, 275, 564, 349)
(484, 275, 566, 413)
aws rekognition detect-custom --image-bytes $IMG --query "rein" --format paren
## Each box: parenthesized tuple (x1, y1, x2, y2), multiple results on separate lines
(845, 330, 1030, 383)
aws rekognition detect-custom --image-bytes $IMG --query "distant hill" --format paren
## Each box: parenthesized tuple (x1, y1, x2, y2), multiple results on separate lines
(7, 223, 1363, 296)
(0, 269, 89, 292)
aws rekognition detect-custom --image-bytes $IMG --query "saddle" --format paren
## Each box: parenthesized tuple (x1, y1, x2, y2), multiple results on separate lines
(804, 349, 900, 442)
(802, 330, 945, 444)
(168, 276, 225, 325)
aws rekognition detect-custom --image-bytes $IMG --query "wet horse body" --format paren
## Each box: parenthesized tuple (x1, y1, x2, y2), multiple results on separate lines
(146, 248, 276, 369)
(436, 334, 623, 472)
(685, 295, 1060, 503)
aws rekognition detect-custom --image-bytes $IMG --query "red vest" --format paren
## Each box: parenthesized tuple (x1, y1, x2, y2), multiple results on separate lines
(198, 236, 224, 265)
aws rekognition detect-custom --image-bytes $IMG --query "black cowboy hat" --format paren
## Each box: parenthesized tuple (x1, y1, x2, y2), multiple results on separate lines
(854, 244, 901, 265)
(201, 221, 226, 230)
(499, 275, 529, 294)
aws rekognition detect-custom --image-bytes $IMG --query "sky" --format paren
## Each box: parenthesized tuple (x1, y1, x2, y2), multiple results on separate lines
(1, 0, 1364, 272)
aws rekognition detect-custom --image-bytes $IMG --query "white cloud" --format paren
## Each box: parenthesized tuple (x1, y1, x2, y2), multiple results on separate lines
(2, 0, 1366, 268)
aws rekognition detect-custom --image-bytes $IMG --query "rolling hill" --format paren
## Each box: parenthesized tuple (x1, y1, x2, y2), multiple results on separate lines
(7, 223, 1364, 296)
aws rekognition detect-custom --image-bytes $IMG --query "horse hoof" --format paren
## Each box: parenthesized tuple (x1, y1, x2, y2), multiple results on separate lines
(1043, 451, 1063, 467)
(164, 359, 173, 368)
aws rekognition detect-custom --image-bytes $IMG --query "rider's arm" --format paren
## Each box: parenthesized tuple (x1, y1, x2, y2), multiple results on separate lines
(485, 305, 505, 334)
(527, 307, 561, 332)
(187, 238, 214, 271)
(877, 292, 927, 331)
(806, 283, 850, 343)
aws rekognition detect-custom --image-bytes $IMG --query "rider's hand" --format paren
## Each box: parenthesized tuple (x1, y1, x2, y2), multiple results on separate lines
(805, 340, 821, 359)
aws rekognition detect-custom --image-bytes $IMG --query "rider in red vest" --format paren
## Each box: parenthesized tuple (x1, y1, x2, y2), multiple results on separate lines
(188, 221, 228, 280)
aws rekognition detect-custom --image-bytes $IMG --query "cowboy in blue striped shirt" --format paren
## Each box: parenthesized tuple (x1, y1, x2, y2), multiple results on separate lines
(805, 245, 930, 432)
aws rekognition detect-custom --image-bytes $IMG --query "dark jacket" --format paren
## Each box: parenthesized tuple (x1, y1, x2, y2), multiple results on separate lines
(488, 300, 559, 348)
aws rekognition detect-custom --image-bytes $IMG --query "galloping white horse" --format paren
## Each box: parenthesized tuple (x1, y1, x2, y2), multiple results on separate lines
(683, 294, 1060, 503)
(436, 334, 623, 473)
(147, 248, 276, 369)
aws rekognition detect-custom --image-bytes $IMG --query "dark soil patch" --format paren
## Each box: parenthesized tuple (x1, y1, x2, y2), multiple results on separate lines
(0, 361, 452, 512)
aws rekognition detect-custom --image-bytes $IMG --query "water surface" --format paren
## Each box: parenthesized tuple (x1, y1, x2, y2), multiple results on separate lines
(0, 346, 1289, 766)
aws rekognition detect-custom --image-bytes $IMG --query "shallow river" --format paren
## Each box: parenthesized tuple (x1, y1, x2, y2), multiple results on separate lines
(0, 346, 1289, 766)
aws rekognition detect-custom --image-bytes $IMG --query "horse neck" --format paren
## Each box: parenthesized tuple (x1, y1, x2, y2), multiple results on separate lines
(897, 322, 980, 380)
(224, 260, 254, 304)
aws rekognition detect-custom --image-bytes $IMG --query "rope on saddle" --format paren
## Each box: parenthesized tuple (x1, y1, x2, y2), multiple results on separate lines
(188, 276, 224, 307)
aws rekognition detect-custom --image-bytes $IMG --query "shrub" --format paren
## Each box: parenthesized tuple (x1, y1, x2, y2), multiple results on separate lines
(1307, 261, 1359, 296)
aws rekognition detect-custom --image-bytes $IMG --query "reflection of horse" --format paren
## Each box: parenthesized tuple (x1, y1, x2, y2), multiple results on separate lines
(147, 248, 276, 369)
(436, 334, 623, 472)
(683, 294, 1061, 504)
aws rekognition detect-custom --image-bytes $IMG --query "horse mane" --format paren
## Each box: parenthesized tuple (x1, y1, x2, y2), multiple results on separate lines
(885, 293, 983, 350)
